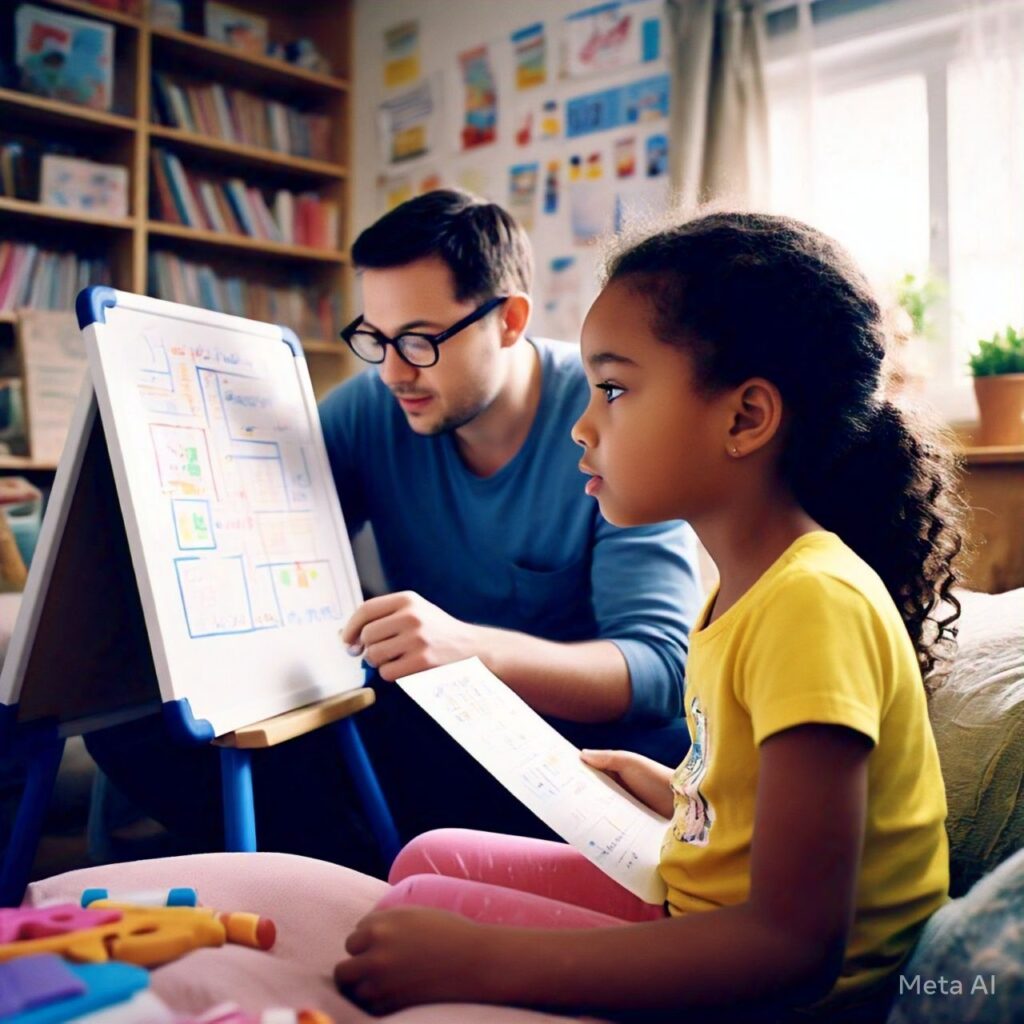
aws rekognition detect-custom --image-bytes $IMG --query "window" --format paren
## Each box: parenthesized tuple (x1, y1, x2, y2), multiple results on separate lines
(764, 0, 1024, 419)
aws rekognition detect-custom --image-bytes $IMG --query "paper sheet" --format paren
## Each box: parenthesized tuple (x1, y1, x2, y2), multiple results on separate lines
(398, 657, 669, 904)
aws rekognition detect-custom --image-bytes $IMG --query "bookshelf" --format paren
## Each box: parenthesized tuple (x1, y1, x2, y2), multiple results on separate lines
(0, 0, 356, 472)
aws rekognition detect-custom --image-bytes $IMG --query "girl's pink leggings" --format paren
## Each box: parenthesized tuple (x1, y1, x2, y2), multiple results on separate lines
(376, 828, 667, 928)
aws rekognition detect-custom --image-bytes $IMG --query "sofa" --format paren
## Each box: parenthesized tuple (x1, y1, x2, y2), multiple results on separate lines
(19, 588, 1024, 1023)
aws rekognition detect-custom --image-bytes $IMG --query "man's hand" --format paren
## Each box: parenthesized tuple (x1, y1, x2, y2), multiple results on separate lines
(334, 907, 496, 1014)
(342, 591, 481, 681)
(580, 749, 675, 819)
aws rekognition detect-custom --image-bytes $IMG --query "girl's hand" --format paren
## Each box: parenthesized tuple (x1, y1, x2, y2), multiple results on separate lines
(334, 906, 494, 1014)
(581, 749, 675, 819)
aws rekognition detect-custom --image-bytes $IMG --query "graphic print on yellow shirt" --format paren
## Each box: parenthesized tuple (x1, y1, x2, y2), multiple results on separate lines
(668, 698, 713, 846)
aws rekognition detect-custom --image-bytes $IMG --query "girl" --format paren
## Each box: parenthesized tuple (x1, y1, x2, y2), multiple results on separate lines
(333, 213, 963, 1022)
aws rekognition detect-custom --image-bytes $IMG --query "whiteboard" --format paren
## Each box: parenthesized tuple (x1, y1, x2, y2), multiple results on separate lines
(72, 288, 363, 737)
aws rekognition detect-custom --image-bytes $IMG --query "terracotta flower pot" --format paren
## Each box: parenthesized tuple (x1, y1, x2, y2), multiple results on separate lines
(973, 373, 1024, 446)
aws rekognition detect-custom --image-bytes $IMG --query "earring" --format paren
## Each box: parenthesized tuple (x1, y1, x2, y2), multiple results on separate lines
(731, 446, 740, 456)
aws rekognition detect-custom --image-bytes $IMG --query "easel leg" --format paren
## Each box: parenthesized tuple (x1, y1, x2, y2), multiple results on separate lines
(0, 732, 65, 906)
(219, 747, 257, 852)
(334, 717, 401, 867)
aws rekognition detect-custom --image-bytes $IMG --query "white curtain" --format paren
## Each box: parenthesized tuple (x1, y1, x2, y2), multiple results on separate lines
(665, 0, 771, 209)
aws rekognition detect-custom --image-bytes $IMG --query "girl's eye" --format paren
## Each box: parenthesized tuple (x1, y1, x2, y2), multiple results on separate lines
(596, 382, 625, 403)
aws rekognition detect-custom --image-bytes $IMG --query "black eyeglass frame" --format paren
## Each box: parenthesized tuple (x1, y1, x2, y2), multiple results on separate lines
(339, 295, 509, 368)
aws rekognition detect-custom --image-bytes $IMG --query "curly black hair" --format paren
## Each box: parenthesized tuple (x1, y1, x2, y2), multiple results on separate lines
(607, 211, 964, 683)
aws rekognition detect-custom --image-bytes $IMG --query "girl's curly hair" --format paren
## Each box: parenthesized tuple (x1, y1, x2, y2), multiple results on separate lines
(608, 211, 964, 683)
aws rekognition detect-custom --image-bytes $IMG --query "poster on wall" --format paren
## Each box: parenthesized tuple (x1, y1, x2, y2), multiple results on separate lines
(543, 159, 560, 214)
(383, 20, 420, 89)
(378, 173, 413, 213)
(459, 45, 498, 150)
(377, 77, 439, 164)
(377, 167, 446, 215)
(508, 162, 539, 230)
(514, 95, 563, 148)
(511, 22, 547, 90)
(457, 164, 496, 200)
(569, 149, 615, 245)
(645, 133, 668, 176)
(566, 73, 670, 138)
(615, 136, 637, 178)
(561, 0, 662, 80)
(541, 256, 583, 341)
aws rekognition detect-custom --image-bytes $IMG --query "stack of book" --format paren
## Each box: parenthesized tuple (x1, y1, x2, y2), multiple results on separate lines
(149, 251, 341, 342)
(151, 149, 339, 247)
(0, 243, 110, 312)
(0, 142, 40, 201)
(152, 74, 333, 161)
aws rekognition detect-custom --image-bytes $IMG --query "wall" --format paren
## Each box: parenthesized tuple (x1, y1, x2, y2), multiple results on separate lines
(351, 0, 671, 340)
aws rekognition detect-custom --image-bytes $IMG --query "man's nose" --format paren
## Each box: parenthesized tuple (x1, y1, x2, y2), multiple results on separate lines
(378, 344, 417, 386)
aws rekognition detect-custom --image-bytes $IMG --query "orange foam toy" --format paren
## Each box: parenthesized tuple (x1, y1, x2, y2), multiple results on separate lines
(91, 901, 276, 951)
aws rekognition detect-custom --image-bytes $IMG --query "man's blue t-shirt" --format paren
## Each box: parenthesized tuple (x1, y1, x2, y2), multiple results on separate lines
(319, 338, 702, 763)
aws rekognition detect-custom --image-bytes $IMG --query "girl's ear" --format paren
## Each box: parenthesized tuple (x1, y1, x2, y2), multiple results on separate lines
(726, 378, 784, 457)
(500, 293, 532, 347)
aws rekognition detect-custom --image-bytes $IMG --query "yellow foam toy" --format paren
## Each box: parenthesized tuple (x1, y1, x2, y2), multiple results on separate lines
(0, 905, 226, 966)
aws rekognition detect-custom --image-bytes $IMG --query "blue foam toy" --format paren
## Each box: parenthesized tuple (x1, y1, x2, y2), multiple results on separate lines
(7, 957, 148, 1023)
(0, 955, 83, 1018)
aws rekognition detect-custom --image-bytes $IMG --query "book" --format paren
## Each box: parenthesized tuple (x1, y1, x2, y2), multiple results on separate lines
(151, 73, 332, 160)
(150, 0, 183, 29)
(204, 1, 268, 58)
(15, 4, 115, 111)
(148, 250, 341, 342)
(16, 309, 89, 464)
(39, 154, 128, 217)
(0, 243, 109, 312)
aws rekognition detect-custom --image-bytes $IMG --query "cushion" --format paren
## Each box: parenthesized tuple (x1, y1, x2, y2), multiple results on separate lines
(887, 846, 1024, 1023)
(927, 588, 1024, 896)
(23, 852, 587, 1023)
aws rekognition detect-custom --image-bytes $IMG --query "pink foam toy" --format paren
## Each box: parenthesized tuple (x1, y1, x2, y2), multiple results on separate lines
(0, 905, 122, 943)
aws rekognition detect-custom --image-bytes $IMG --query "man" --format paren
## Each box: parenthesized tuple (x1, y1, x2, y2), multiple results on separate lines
(87, 190, 700, 871)
(322, 189, 701, 845)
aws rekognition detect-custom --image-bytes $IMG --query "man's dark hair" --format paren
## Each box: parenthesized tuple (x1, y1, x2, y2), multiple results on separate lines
(351, 189, 533, 302)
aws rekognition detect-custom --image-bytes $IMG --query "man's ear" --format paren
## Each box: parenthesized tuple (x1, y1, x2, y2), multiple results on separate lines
(725, 377, 784, 457)
(499, 293, 532, 347)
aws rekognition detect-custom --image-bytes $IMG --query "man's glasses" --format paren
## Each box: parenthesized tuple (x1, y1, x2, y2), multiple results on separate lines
(340, 296, 508, 368)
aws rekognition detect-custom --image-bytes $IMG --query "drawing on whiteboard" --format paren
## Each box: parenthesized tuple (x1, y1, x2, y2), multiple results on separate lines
(136, 335, 342, 639)
(171, 498, 215, 550)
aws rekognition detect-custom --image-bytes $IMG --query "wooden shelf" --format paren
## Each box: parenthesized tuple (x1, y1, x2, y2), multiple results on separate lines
(0, 0, 353, 456)
(147, 125, 346, 179)
(0, 88, 136, 134)
(961, 444, 1024, 465)
(150, 27, 349, 95)
(45, 0, 142, 28)
(302, 339, 345, 355)
(0, 455, 58, 471)
(147, 221, 346, 263)
(0, 197, 134, 231)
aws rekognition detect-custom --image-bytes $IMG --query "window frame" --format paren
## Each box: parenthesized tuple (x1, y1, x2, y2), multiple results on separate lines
(763, 0, 981, 422)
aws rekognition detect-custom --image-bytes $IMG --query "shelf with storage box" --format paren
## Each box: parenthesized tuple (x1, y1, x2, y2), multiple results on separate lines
(0, 0, 354, 475)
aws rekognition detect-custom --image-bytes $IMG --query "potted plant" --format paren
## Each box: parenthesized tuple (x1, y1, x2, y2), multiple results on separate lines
(969, 325, 1024, 445)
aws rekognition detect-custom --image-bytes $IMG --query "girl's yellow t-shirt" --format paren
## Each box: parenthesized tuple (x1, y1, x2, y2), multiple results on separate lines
(659, 531, 949, 1006)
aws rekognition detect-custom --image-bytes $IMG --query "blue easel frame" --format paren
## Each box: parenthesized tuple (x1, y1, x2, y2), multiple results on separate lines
(0, 289, 400, 905)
